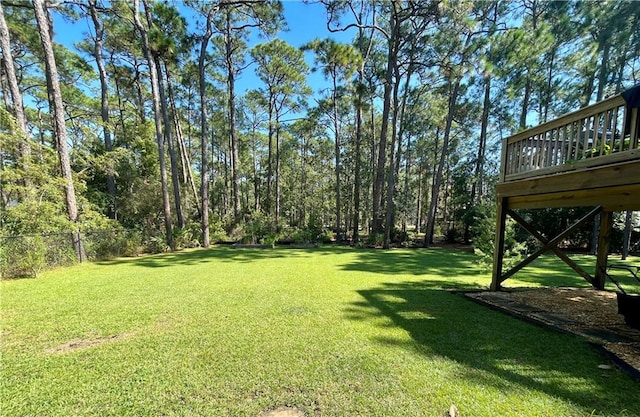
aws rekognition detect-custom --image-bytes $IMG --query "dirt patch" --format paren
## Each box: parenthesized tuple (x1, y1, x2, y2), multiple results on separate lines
(259, 406, 305, 417)
(466, 287, 640, 378)
(45, 333, 130, 354)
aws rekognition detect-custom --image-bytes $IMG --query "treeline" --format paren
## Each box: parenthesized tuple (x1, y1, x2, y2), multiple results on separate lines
(1, 0, 639, 262)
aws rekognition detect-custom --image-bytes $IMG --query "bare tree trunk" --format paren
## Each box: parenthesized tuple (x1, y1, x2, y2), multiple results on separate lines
(581, 73, 595, 107)
(519, 76, 531, 130)
(465, 75, 491, 243)
(372, 1, 400, 234)
(275, 120, 281, 225)
(155, 58, 184, 229)
(352, 89, 363, 243)
(383, 59, 403, 248)
(415, 161, 424, 234)
(385, 64, 412, 247)
(166, 63, 200, 217)
(251, 124, 260, 212)
(132, 0, 174, 250)
(622, 211, 633, 260)
(596, 42, 610, 102)
(88, 0, 116, 219)
(224, 11, 241, 222)
(424, 80, 461, 248)
(0, 2, 30, 171)
(266, 101, 274, 215)
(332, 73, 342, 241)
(32, 0, 84, 260)
(197, 12, 216, 247)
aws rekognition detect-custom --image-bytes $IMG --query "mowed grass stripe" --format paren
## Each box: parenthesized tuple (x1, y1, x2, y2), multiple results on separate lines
(1, 247, 638, 416)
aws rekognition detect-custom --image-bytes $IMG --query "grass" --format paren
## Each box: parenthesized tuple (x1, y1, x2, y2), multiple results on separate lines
(1, 246, 639, 416)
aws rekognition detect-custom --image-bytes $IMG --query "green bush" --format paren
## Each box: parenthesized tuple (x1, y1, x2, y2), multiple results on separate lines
(0, 236, 46, 278)
(85, 229, 142, 260)
(473, 208, 527, 272)
(244, 211, 278, 244)
(144, 236, 170, 254)
(366, 232, 385, 247)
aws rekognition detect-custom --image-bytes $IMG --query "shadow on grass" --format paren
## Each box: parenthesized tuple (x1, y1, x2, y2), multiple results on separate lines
(95, 245, 331, 268)
(512, 254, 597, 288)
(338, 248, 480, 280)
(348, 280, 640, 415)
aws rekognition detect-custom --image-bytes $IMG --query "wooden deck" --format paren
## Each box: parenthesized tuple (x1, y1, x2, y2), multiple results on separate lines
(491, 86, 640, 291)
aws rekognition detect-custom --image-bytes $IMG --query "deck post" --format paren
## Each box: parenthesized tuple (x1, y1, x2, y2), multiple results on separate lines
(491, 197, 507, 291)
(594, 210, 613, 290)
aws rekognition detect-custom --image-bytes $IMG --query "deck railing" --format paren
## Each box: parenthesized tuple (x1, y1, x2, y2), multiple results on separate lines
(501, 94, 640, 182)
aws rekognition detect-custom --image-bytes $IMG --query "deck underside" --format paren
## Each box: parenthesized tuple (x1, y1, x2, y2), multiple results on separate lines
(496, 159, 640, 211)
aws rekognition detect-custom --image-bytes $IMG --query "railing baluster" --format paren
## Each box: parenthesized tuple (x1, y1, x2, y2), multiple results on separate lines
(561, 124, 568, 164)
(501, 94, 635, 181)
(612, 105, 621, 152)
(582, 116, 591, 159)
(602, 109, 610, 156)
(549, 128, 562, 166)
(630, 108, 639, 149)
(593, 111, 602, 156)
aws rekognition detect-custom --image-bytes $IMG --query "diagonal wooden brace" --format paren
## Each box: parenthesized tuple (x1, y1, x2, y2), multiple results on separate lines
(506, 209, 596, 287)
(499, 206, 603, 284)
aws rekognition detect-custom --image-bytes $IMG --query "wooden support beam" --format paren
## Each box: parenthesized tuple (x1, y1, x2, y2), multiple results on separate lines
(491, 197, 508, 291)
(506, 209, 596, 287)
(499, 206, 602, 284)
(594, 211, 613, 290)
(498, 157, 640, 197)
(506, 183, 640, 211)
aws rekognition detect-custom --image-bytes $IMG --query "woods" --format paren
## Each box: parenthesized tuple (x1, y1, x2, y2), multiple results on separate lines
(1, 0, 639, 274)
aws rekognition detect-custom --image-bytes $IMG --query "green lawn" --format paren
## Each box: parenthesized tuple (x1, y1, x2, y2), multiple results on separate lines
(1, 247, 639, 416)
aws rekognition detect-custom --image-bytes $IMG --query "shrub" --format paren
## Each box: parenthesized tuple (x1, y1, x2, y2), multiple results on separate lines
(0, 235, 46, 278)
(390, 227, 410, 245)
(366, 232, 385, 247)
(473, 208, 527, 272)
(85, 229, 142, 260)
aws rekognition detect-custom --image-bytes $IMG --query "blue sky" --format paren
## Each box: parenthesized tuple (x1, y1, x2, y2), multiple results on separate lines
(51, 1, 355, 105)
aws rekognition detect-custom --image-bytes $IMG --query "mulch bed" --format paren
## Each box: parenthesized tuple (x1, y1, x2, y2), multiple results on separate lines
(465, 287, 640, 379)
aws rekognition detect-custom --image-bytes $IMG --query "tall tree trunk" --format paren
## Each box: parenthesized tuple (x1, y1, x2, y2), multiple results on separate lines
(372, 1, 400, 234)
(130, 58, 146, 123)
(622, 211, 634, 260)
(581, 73, 595, 107)
(415, 161, 424, 234)
(251, 124, 260, 212)
(401, 134, 412, 234)
(519, 76, 531, 130)
(0, 2, 30, 173)
(265, 98, 274, 215)
(32, 0, 84, 260)
(542, 50, 554, 124)
(352, 85, 363, 243)
(596, 42, 610, 102)
(352, 17, 374, 244)
(332, 73, 342, 241)
(225, 11, 241, 222)
(383, 59, 404, 248)
(465, 75, 491, 244)
(275, 118, 281, 225)
(166, 63, 200, 217)
(198, 17, 212, 247)
(385, 64, 412, 247)
(155, 58, 184, 229)
(88, 0, 116, 219)
(424, 80, 461, 248)
(132, 0, 174, 250)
